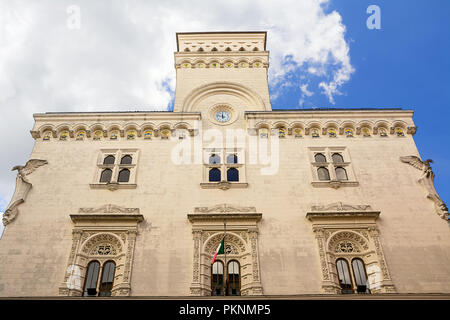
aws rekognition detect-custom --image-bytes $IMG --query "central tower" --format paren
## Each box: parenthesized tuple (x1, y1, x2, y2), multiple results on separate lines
(173, 32, 272, 113)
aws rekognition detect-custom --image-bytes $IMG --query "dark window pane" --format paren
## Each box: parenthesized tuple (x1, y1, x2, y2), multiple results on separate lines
(332, 153, 344, 163)
(120, 155, 132, 165)
(83, 261, 100, 296)
(227, 261, 241, 296)
(226, 154, 238, 164)
(118, 169, 130, 183)
(211, 261, 224, 296)
(209, 168, 221, 182)
(314, 153, 326, 163)
(98, 261, 116, 297)
(103, 155, 115, 165)
(100, 169, 112, 183)
(352, 259, 370, 294)
(209, 154, 221, 164)
(336, 259, 353, 294)
(227, 168, 239, 182)
(317, 167, 330, 181)
(335, 167, 348, 180)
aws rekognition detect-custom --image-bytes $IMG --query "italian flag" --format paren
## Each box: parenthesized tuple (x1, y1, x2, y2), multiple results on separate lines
(212, 237, 225, 264)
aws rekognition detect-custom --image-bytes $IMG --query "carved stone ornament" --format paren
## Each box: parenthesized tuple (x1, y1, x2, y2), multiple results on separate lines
(400, 156, 449, 219)
(194, 203, 257, 214)
(311, 202, 372, 212)
(3, 159, 48, 225)
(79, 204, 140, 214)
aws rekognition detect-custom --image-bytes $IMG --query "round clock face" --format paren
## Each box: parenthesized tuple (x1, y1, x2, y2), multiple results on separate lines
(215, 111, 231, 123)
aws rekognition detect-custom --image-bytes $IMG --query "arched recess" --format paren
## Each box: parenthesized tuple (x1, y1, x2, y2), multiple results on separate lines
(59, 206, 144, 297)
(180, 82, 268, 112)
(188, 206, 263, 296)
(306, 205, 396, 294)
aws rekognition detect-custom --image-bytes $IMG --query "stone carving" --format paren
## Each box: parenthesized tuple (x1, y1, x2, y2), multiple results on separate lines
(335, 241, 360, 253)
(79, 204, 140, 214)
(328, 231, 369, 251)
(3, 159, 48, 225)
(400, 156, 449, 219)
(311, 202, 372, 212)
(81, 233, 123, 254)
(195, 204, 256, 214)
(205, 233, 246, 255)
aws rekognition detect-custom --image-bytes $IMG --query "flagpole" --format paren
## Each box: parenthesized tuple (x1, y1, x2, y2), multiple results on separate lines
(223, 220, 226, 296)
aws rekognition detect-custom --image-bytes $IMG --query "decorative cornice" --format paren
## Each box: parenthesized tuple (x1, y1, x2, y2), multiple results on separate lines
(311, 202, 373, 212)
(79, 204, 140, 214)
(194, 204, 256, 214)
(73, 205, 143, 222)
(188, 213, 262, 223)
(306, 202, 380, 222)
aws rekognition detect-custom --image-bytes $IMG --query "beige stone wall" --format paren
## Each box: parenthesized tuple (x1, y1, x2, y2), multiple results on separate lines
(0, 32, 448, 297)
(0, 109, 449, 297)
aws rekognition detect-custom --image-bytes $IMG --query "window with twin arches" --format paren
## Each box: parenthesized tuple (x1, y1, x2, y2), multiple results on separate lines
(92, 149, 138, 189)
(203, 149, 245, 185)
(211, 260, 241, 296)
(309, 147, 357, 187)
(336, 258, 370, 294)
(83, 260, 116, 297)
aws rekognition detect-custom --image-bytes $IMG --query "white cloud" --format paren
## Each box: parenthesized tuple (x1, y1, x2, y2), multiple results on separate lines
(0, 0, 353, 209)
(300, 84, 314, 97)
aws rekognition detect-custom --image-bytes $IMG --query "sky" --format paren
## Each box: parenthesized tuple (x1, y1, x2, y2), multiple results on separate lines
(0, 0, 449, 235)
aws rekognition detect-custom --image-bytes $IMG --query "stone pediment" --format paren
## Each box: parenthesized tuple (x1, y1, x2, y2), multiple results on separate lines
(310, 202, 373, 212)
(194, 204, 256, 214)
(306, 202, 380, 223)
(189, 204, 261, 223)
(71, 204, 143, 223)
(79, 204, 140, 214)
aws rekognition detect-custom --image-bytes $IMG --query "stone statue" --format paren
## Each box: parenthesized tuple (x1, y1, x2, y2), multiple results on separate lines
(400, 156, 448, 220)
(2, 159, 48, 226)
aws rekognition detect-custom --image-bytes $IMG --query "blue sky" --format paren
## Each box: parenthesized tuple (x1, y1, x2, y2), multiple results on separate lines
(270, 0, 450, 205)
(0, 1, 449, 235)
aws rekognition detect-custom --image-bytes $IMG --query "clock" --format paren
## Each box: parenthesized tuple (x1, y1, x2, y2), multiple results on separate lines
(215, 111, 231, 123)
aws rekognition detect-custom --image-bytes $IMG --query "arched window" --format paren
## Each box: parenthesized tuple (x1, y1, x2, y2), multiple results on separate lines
(317, 167, 330, 181)
(336, 259, 353, 294)
(335, 167, 348, 180)
(184, 48, 190, 52)
(239, 47, 245, 51)
(103, 155, 115, 165)
(225, 47, 232, 51)
(227, 261, 241, 296)
(83, 261, 100, 296)
(211, 261, 224, 296)
(209, 154, 221, 164)
(253, 47, 259, 51)
(197, 47, 204, 52)
(226, 154, 238, 164)
(227, 168, 239, 182)
(118, 169, 130, 183)
(98, 261, 116, 297)
(120, 155, 132, 165)
(211, 47, 218, 52)
(100, 169, 112, 183)
(209, 168, 221, 182)
(352, 259, 370, 294)
(314, 153, 327, 163)
(332, 153, 344, 163)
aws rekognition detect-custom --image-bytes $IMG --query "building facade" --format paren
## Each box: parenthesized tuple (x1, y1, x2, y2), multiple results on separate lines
(0, 32, 449, 297)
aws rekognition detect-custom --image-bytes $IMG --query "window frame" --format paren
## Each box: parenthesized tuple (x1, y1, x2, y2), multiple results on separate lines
(201, 148, 248, 189)
(309, 147, 358, 188)
(91, 149, 139, 190)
